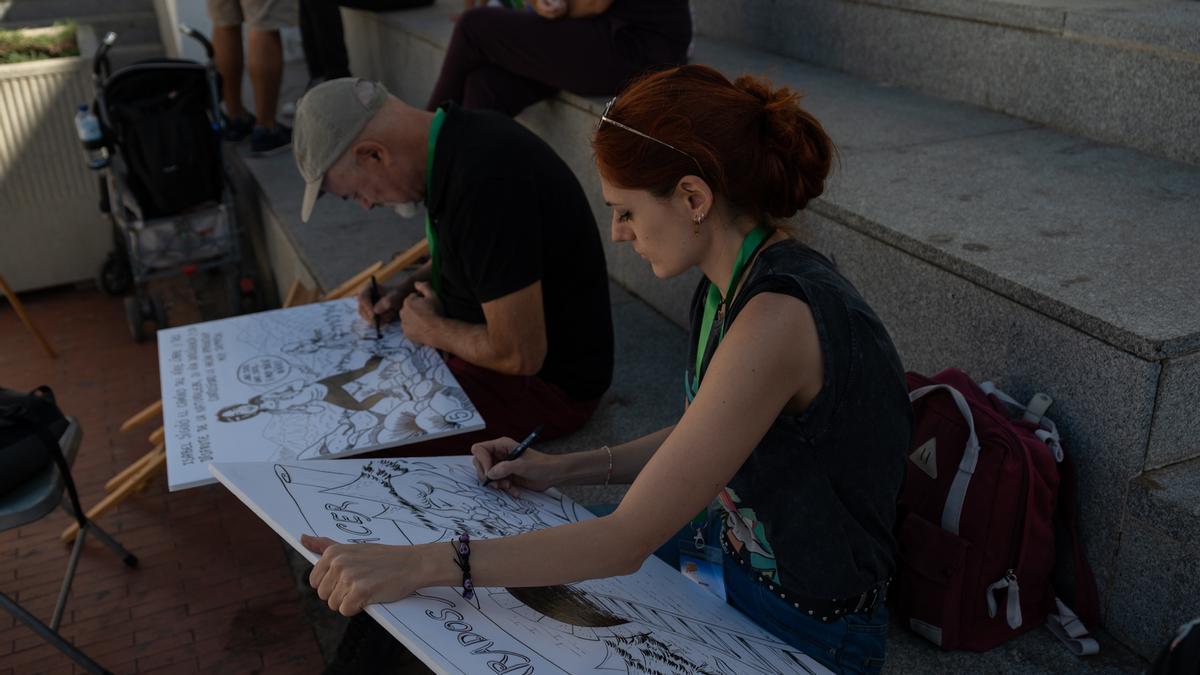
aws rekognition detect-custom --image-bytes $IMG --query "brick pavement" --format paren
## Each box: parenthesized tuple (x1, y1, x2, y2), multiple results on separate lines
(1, 286, 326, 674)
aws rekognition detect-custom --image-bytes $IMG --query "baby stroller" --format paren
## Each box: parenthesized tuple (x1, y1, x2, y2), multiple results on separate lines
(88, 27, 249, 341)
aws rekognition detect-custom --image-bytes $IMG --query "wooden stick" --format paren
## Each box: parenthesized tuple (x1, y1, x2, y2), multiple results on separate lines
(62, 450, 166, 543)
(147, 426, 164, 447)
(299, 285, 322, 307)
(0, 272, 56, 358)
(119, 400, 162, 433)
(131, 458, 164, 494)
(375, 239, 430, 285)
(322, 260, 383, 301)
(104, 445, 163, 492)
(283, 279, 306, 308)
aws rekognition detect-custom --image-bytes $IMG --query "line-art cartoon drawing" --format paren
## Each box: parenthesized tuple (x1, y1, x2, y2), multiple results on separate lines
(160, 299, 484, 491)
(209, 457, 829, 674)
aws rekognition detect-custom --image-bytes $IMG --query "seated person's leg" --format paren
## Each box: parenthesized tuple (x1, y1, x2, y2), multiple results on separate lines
(362, 356, 600, 457)
(427, 6, 617, 112)
(463, 64, 555, 117)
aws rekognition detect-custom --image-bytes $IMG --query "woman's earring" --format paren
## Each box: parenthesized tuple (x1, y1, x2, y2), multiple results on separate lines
(693, 212, 706, 236)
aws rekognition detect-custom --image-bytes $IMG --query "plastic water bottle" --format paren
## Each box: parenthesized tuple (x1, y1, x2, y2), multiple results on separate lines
(74, 103, 107, 169)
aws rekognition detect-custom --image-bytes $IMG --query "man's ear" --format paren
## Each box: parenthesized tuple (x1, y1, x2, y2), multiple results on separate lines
(677, 175, 714, 219)
(352, 140, 389, 168)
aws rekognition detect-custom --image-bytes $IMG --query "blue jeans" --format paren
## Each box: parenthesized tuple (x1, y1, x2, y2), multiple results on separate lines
(591, 505, 889, 674)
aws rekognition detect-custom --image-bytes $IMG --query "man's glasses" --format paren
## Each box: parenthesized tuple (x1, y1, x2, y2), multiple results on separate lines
(599, 96, 706, 178)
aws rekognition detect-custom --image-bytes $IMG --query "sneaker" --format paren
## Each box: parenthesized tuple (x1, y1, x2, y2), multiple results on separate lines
(222, 113, 256, 142)
(249, 124, 292, 156)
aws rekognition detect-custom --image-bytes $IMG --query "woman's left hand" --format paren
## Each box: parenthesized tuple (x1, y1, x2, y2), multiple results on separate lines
(302, 534, 425, 616)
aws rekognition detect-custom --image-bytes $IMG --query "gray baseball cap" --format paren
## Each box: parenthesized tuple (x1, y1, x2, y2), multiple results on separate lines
(293, 78, 389, 223)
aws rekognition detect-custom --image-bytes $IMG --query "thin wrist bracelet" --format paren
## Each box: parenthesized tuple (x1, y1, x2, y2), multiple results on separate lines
(602, 445, 614, 487)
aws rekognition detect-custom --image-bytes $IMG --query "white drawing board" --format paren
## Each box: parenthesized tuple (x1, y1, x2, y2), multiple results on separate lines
(210, 457, 831, 674)
(158, 299, 484, 491)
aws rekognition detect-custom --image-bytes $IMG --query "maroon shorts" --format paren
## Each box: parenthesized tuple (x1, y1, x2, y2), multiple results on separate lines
(366, 356, 599, 458)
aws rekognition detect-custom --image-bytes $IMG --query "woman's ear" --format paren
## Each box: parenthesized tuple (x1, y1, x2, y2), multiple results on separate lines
(677, 175, 714, 220)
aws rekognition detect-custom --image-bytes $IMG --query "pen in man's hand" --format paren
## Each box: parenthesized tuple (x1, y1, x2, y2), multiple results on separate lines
(369, 275, 382, 339)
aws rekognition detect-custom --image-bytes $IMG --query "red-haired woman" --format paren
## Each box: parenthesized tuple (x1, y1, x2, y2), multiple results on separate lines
(302, 65, 912, 674)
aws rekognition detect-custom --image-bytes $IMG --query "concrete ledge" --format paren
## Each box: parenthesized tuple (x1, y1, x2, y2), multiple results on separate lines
(691, 0, 1200, 166)
(1108, 458, 1200, 658)
(349, 3, 1200, 363)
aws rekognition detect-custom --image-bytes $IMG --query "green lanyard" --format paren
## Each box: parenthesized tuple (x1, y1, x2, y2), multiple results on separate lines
(424, 108, 447, 296)
(687, 225, 771, 400)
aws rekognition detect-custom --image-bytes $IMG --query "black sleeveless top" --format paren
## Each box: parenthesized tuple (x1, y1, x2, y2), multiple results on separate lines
(686, 238, 912, 600)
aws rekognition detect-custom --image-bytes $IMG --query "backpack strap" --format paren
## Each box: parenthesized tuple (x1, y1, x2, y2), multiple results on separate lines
(981, 381, 1102, 655)
(1055, 451, 1102, 627)
(1047, 598, 1100, 656)
(908, 384, 980, 535)
(9, 388, 87, 529)
(979, 381, 1064, 462)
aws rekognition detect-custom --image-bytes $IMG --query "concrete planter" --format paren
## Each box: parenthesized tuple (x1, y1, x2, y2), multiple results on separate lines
(0, 24, 112, 292)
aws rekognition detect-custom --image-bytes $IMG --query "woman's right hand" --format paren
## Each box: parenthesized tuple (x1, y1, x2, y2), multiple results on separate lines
(471, 437, 561, 497)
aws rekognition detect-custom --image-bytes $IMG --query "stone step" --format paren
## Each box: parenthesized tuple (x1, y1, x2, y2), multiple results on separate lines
(690, 0, 1200, 166)
(1106, 456, 1200, 659)
(0, 0, 155, 23)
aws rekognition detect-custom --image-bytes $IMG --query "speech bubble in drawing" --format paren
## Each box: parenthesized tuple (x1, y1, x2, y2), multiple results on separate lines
(236, 355, 292, 387)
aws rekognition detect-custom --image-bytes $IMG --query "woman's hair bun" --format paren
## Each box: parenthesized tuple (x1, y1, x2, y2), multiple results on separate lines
(733, 74, 835, 218)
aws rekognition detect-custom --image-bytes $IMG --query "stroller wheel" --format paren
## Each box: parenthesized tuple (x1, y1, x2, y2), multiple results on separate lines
(124, 296, 147, 343)
(99, 253, 133, 296)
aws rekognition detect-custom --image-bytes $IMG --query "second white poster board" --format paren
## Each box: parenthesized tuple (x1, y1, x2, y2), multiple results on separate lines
(158, 299, 484, 491)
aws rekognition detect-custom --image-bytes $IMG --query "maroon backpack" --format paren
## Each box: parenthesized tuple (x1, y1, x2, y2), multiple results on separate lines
(894, 368, 1101, 654)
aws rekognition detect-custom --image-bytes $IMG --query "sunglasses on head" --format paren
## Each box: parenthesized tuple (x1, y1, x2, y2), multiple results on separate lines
(599, 96, 706, 178)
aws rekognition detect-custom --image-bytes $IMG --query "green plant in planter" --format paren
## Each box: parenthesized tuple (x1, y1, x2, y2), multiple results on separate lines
(0, 21, 80, 65)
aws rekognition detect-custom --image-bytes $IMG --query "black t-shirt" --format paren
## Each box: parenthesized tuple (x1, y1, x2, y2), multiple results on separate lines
(425, 105, 614, 401)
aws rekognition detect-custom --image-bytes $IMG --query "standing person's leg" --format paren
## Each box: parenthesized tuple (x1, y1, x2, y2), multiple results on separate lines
(208, 0, 247, 117)
(298, 0, 323, 82)
(427, 7, 628, 114)
(243, 0, 298, 153)
(246, 29, 284, 130)
(299, 0, 350, 83)
(314, 0, 351, 80)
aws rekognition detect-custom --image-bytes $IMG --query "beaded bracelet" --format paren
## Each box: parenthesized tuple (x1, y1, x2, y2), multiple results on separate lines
(451, 533, 474, 600)
(602, 445, 614, 487)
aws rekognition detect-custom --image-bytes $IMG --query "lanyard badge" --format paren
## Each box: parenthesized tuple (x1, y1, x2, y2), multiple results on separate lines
(685, 225, 771, 401)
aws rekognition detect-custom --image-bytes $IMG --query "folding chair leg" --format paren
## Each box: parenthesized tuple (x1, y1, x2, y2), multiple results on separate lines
(0, 592, 113, 675)
(58, 503, 139, 568)
(50, 526, 88, 629)
(80, 519, 139, 568)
